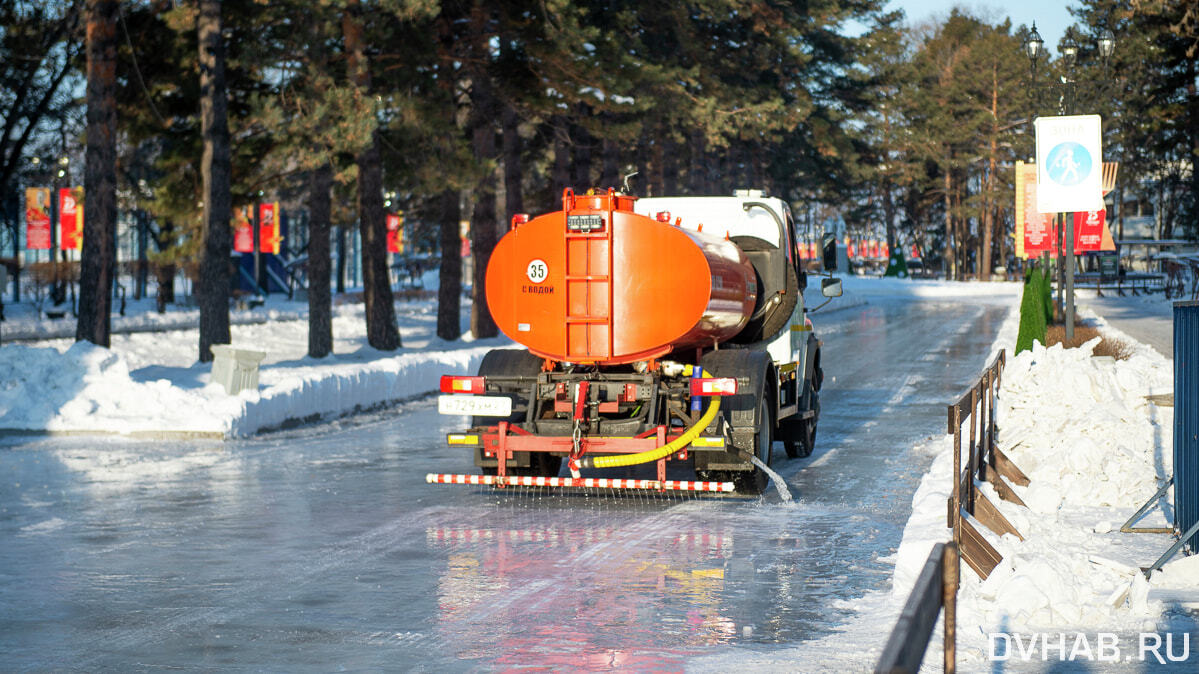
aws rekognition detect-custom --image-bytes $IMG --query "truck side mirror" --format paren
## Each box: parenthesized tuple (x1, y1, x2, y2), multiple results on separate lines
(821, 276, 842, 298)
(821, 233, 837, 271)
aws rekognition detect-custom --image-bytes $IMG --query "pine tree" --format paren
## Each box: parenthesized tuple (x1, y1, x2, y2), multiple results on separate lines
(196, 0, 232, 362)
(76, 0, 118, 348)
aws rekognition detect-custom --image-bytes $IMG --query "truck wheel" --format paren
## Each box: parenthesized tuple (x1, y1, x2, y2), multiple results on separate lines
(784, 386, 818, 459)
(732, 399, 771, 494)
(473, 349, 562, 478)
(697, 398, 770, 495)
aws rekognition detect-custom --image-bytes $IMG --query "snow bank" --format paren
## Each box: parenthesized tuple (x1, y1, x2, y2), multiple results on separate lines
(0, 335, 504, 438)
(889, 316, 1184, 668)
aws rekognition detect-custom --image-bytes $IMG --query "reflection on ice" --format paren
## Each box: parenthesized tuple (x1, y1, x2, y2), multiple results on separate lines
(427, 517, 740, 669)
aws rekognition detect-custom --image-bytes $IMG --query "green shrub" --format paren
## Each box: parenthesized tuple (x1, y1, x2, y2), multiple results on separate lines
(1016, 265, 1048, 354)
(1040, 264, 1054, 324)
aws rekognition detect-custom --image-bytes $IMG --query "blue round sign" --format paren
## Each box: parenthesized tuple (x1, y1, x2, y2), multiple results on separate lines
(1045, 142, 1092, 187)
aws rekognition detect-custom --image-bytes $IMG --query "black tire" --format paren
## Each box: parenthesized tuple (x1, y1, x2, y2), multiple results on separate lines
(695, 350, 772, 495)
(731, 399, 771, 493)
(783, 386, 818, 459)
(472, 349, 562, 478)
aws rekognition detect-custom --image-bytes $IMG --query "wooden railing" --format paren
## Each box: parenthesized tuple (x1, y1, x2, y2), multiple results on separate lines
(875, 542, 959, 673)
(946, 349, 1029, 579)
(949, 347, 1026, 575)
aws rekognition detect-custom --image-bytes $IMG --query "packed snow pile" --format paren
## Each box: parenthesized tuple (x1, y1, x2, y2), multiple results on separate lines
(893, 331, 1191, 667)
(0, 336, 503, 437)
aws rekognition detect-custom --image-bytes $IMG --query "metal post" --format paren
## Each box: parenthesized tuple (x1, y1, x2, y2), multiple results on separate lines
(252, 202, 262, 295)
(1066, 212, 1075, 341)
(8, 194, 18, 302)
(50, 174, 59, 299)
(336, 224, 346, 294)
(136, 210, 149, 300)
(943, 542, 958, 673)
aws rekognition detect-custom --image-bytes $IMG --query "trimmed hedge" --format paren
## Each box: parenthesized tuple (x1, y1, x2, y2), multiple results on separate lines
(1016, 265, 1048, 354)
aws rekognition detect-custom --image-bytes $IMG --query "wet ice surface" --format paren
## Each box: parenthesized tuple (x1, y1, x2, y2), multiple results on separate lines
(0, 298, 1008, 670)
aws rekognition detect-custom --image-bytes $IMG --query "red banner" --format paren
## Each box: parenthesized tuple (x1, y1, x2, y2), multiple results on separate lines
(1017, 161, 1058, 258)
(845, 239, 854, 258)
(387, 213, 404, 254)
(1073, 209, 1112, 252)
(881, 242, 890, 259)
(258, 202, 281, 254)
(857, 240, 869, 259)
(25, 187, 51, 250)
(868, 239, 880, 259)
(59, 187, 83, 250)
(910, 244, 920, 259)
(233, 206, 254, 253)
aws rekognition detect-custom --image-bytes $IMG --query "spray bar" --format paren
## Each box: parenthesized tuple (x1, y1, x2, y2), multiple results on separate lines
(426, 473, 734, 493)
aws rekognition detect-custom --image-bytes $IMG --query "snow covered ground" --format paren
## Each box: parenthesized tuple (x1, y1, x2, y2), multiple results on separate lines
(1, 273, 1194, 671)
(696, 283, 1196, 671)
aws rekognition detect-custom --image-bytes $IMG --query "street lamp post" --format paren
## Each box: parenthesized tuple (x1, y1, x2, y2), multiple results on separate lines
(1024, 24, 1115, 343)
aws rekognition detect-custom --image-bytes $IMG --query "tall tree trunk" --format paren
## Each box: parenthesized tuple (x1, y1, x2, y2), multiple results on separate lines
(344, 0, 399, 350)
(468, 53, 498, 339)
(647, 125, 664, 197)
(437, 189, 462, 340)
(1189, 58, 1199, 231)
(688, 129, 706, 195)
(195, 0, 231, 362)
(600, 128, 619, 190)
(571, 104, 591, 190)
(552, 115, 570, 191)
(662, 133, 678, 195)
(307, 164, 333, 358)
(980, 67, 999, 282)
(502, 100, 522, 223)
(76, 0, 117, 348)
(882, 175, 896, 260)
(942, 166, 955, 280)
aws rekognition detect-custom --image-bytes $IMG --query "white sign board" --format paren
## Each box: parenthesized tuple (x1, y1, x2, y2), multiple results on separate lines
(1035, 114, 1103, 213)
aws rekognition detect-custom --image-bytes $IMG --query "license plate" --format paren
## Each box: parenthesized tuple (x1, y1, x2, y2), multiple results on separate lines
(438, 394, 512, 417)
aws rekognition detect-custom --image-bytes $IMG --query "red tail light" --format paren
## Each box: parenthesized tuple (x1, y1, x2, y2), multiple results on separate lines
(655, 211, 672, 223)
(440, 375, 485, 394)
(690, 378, 738, 396)
(511, 213, 530, 229)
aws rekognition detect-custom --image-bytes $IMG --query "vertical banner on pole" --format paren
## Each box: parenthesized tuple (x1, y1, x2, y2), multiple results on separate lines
(258, 202, 280, 254)
(25, 187, 51, 250)
(233, 206, 254, 253)
(1015, 161, 1058, 259)
(386, 212, 404, 254)
(59, 187, 83, 250)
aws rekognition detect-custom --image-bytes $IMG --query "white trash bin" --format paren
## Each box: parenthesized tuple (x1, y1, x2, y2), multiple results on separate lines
(210, 345, 267, 395)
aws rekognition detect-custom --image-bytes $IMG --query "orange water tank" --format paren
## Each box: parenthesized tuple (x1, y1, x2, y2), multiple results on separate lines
(485, 190, 757, 365)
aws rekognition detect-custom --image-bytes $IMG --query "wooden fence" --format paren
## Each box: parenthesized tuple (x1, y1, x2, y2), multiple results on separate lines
(946, 349, 1030, 579)
(875, 542, 959, 673)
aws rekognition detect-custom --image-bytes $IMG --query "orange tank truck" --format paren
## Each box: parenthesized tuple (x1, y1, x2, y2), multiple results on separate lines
(431, 188, 844, 495)
(485, 189, 757, 365)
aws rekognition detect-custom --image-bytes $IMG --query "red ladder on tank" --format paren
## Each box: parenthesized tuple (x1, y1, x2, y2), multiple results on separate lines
(562, 189, 615, 361)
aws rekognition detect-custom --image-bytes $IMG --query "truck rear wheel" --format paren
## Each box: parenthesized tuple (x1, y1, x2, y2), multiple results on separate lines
(473, 349, 562, 478)
(696, 389, 771, 495)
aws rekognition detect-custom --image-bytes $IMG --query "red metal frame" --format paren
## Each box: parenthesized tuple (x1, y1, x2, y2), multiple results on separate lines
(477, 421, 691, 490)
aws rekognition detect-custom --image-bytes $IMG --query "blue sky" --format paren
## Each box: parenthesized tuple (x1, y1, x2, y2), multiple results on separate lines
(887, 0, 1077, 47)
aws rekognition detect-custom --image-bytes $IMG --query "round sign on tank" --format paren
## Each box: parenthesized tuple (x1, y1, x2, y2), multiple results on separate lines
(526, 259, 548, 283)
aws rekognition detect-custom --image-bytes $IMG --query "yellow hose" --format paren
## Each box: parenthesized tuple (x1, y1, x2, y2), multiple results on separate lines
(579, 367, 721, 469)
